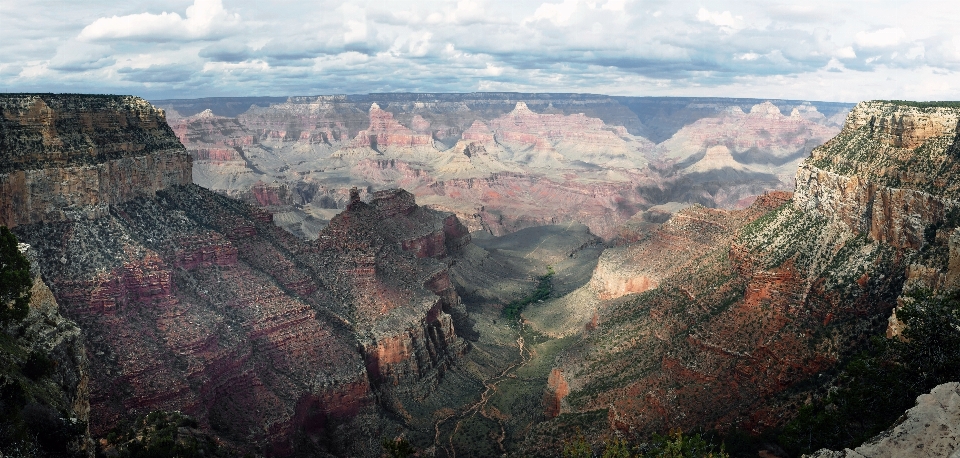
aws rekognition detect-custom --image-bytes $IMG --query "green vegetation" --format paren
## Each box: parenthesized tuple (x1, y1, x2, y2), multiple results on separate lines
(381, 437, 416, 457)
(0, 384, 87, 458)
(502, 266, 555, 322)
(0, 230, 83, 457)
(100, 410, 234, 458)
(562, 430, 730, 458)
(778, 288, 960, 455)
(0, 226, 32, 325)
(876, 100, 960, 108)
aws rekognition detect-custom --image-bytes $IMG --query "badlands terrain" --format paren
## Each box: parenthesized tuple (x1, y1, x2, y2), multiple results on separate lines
(1, 93, 959, 458)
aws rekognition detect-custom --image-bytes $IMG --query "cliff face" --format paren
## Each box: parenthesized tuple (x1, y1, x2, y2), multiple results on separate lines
(530, 101, 960, 445)
(2, 95, 472, 456)
(795, 101, 960, 250)
(808, 382, 960, 458)
(1, 248, 92, 457)
(0, 95, 191, 228)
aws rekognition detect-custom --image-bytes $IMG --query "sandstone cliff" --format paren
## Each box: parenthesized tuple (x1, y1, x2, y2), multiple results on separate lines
(0, 94, 191, 228)
(2, 94, 473, 456)
(162, 94, 846, 240)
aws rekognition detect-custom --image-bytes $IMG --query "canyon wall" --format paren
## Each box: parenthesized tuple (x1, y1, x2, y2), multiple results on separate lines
(1, 246, 93, 456)
(527, 101, 960, 450)
(0, 95, 191, 228)
(2, 95, 473, 456)
(794, 101, 960, 249)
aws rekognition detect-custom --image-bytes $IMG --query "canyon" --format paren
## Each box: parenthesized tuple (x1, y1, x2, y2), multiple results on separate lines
(0, 94, 474, 456)
(2, 93, 958, 457)
(156, 94, 849, 240)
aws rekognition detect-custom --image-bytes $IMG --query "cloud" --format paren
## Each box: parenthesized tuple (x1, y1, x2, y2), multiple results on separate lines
(855, 27, 906, 49)
(78, 0, 239, 42)
(696, 8, 744, 32)
(3, 0, 960, 101)
(199, 42, 254, 63)
(48, 43, 116, 72)
(528, 0, 581, 26)
(118, 64, 199, 83)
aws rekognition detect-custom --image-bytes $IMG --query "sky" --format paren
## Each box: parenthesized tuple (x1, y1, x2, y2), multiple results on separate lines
(2, 0, 959, 102)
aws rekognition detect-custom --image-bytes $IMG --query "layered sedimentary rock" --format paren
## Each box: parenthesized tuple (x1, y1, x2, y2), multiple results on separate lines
(0, 94, 191, 228)
(794, 101, 960, 249)
(347, 103, 434, 151)
(808, 382, 960, 458)
(158, 94, 848, 240)
(3, 95, 472, 456)
(590, 192, 792, 300)
(525, 101, 960, 450)
(1, 246, 93, 456)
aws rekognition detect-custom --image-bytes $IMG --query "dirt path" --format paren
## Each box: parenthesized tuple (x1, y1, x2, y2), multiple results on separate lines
(433, 319, 533, 457)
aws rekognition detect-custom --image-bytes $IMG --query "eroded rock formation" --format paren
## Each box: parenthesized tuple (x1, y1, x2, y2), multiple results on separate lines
(158, 94, 848, 240)
(525, 101, 960, 450)
(807, 382, 960, 458)
(2, 94, 473, 456)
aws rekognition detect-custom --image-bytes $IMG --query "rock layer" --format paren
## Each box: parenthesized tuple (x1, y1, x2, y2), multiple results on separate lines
(159, 94, 847, 240)
(807, 382, 960, 458)
(0, 95, 191, 228)
(527, 102, 960, 448)
(2, 95, 472, 456)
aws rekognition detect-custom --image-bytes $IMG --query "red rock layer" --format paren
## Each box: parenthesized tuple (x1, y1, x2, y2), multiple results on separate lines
(349, 103, 434, 150)
(545, 184, 910, 438)
(488, 102, 620, 146)
(6, 96, 473, 455)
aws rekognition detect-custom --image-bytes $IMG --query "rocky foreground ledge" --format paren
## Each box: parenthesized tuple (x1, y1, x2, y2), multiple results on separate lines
(807, 382, 960, 458)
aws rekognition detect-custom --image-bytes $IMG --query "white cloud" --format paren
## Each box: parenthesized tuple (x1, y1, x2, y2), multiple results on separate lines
(602, 0, 626, 12)
(340, 4, 368, 45)
(4, 0, 960, 101)
(528, 0, 581, 26)
(696, 8, 744, 32)
(48, 42, 116, 71)
(834, 46, 856, 59)
(855, 27, 906, 48)
(78, 0, 239, 42)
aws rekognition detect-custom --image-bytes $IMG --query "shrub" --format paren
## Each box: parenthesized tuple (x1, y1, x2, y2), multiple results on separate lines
(0, 226, 32, 324)
(779, 288, 960, 455)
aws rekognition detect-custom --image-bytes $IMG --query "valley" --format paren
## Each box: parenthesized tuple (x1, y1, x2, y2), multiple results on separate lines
(1, 93, 958, 458)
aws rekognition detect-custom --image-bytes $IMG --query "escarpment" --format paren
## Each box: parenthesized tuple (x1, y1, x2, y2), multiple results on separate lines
(526, 101, 960, 451)
(1, 245, 93, 457)
(795, 101, 960, 249)
(163, 94, 848, 241)
(2, 94, 472, 455)
(0, 94, 191, 228)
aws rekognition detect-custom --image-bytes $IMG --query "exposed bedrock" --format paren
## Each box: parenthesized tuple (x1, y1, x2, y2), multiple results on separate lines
(795, 101, 960, 249)
(0, 95, 191, 228)
(2, 94, 474, 455)
(807, 382, 960, 458)
(533, 102, 960, 447)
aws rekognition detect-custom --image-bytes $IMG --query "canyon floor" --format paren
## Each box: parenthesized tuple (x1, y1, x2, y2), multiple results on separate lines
(387, 223, 605, 456)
